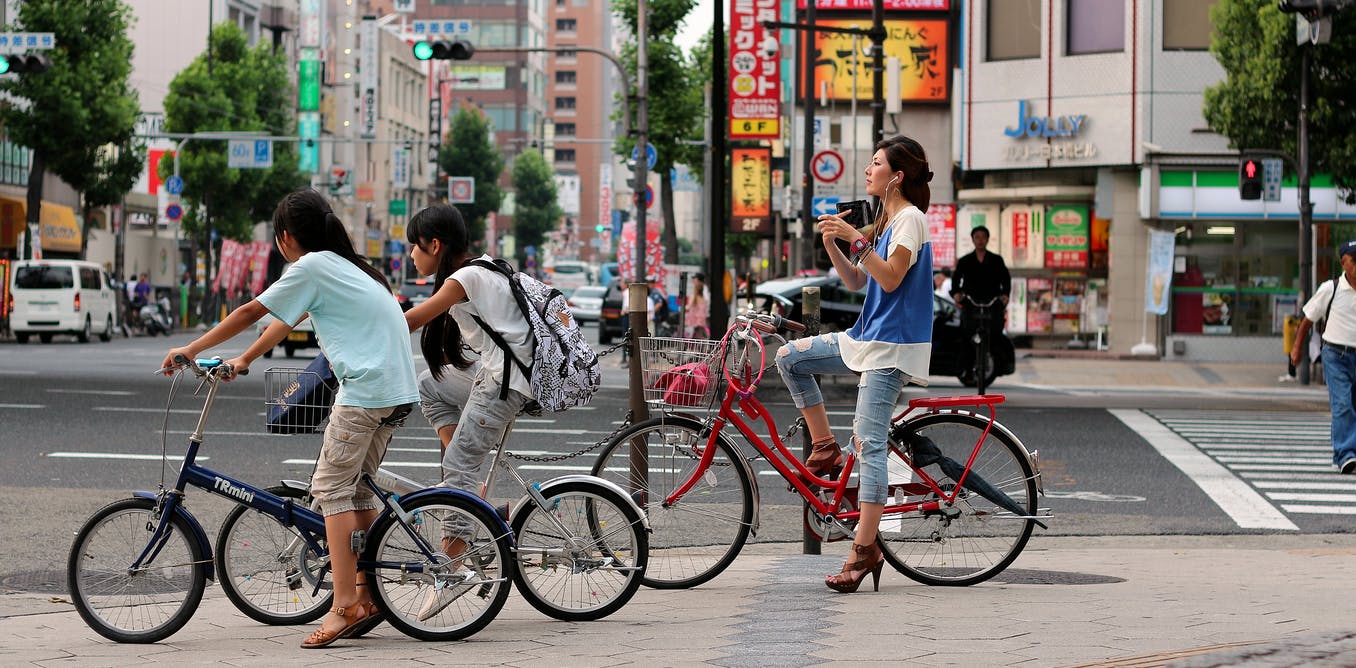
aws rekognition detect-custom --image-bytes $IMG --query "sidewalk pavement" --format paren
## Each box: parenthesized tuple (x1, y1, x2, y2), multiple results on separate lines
(3, 534, 1354, 667)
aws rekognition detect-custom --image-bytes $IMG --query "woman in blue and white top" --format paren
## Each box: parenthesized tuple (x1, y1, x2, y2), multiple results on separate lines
(775, 135, 934, 594)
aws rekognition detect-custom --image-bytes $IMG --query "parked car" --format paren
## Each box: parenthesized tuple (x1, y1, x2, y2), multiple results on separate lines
(567, 285, 606, 323)
(7, 259, 118, 343)
(255, 312, 319, 358)
(753, 275, 1015, 386)
(397, 277, 436, 312)
(545, 260, 593, 293)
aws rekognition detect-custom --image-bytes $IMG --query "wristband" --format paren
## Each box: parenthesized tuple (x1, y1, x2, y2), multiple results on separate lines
(849, 237, 869, 256)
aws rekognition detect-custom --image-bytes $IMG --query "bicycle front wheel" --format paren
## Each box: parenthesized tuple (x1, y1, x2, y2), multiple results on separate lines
(590, 416, 753, 589)
(364, 492, 512, 641)
(510, 480, 648, 621)
(67, 497, 208, 643)
(216, 485, 331, 625)
(879, 412, 1037, 586)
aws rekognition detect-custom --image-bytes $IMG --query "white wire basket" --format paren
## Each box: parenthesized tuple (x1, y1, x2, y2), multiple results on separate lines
(638, 336, 726, 409)
(264, 368, 337, 434)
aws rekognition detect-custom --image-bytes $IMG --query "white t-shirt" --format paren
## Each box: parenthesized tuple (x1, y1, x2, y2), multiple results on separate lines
(1303, 273, 1356, 348)
(449, 256, 535, 398)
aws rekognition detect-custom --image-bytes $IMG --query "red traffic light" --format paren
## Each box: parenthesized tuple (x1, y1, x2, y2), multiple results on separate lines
(1243, 160, 1258, 179)
(1238, 157, 1263, 200)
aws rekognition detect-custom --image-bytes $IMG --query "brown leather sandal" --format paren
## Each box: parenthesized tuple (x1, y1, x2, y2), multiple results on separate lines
(825, 542, 884, 593)
(300, 604, 370, 649)
(804, 440, 845, 479)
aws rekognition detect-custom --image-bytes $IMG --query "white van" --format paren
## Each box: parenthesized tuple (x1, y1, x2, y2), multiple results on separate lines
(546, 260, 593, 293)
(8, 259, 118, 343)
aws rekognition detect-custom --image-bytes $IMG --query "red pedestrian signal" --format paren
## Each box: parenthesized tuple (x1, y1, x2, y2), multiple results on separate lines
(1239, 157, 1263, 200)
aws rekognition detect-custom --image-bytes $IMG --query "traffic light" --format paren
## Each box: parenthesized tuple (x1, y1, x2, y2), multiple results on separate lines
(412, 39, 474, 61)
(1239, 157, 1263, 200)
(0, 53, 51, 75)
(595, 224, 606, 233)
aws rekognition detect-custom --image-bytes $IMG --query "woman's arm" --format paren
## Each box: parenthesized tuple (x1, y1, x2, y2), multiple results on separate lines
(818, 213, 868, 290)
(857, 244, 914, 293)
(405, 277, 468, 331)
(162, 299, 270, 371)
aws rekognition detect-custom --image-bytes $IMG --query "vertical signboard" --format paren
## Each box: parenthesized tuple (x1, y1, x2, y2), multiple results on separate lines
(598, 163, 613, 245)
(298, 1, 322, 174)
(729, 0, 780, 139)
(955, 204, 1001, 258)
(1144, 228, 1175, 316)
(392, 146, 409, 189)
(731, 147, 772, 233)
(1001, 204, 1044, 269)
(359, 17, 378, 139)
(926, 203, 956, 269)
(1045, 205, 1089, 269)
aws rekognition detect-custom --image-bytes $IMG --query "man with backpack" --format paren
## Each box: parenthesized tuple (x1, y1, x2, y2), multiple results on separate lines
(1291, 240, 1356, 474)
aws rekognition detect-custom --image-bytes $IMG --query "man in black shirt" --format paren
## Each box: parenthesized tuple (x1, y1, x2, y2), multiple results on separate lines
(950, 226, 1013, 381)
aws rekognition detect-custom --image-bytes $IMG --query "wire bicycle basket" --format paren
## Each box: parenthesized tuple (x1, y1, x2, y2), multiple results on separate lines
(638, 336, 726, 410)
(264, 365, 337, 434)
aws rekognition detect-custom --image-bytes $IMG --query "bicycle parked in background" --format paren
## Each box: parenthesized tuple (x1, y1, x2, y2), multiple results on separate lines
(961, 295, 1002, 395)
(590, 312, 1049, 590)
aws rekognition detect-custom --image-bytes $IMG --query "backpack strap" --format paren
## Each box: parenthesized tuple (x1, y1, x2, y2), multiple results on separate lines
(468, 258, 532, 400)
(1319, 276, 1342, 342)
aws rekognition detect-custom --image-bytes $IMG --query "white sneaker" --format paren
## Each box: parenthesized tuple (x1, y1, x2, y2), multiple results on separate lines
(416, 567, 480, 621)
(1278, 374, 1296, 383)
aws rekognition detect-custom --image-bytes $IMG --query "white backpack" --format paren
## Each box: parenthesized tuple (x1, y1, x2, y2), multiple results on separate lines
(469, 258, 601, 413)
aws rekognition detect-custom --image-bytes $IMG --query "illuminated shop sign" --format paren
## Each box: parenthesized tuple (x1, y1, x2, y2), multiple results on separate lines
(1002, 100, 1097, 161)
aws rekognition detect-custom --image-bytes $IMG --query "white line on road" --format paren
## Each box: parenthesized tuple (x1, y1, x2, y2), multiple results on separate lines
(1214, 456, 1331, 464)
(0, 403, 44, 409)
(48, 389, 136, 396)
(1252, 481, 1356, 490)
(48, 452, 208, 461)
(1110, 409, 1298, 531)
(1281, 504, 1356, 515)
(95, 407, 201, 414)
(1265, 492, 1356, 503)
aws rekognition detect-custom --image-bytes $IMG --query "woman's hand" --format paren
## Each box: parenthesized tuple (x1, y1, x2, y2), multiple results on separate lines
(222, 355, 251, 381)
(160, 346, 196, 375)
(817, 213, 865, 244)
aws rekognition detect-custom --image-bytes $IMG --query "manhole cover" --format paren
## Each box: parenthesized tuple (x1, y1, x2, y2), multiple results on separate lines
(2, 571, 68, 593)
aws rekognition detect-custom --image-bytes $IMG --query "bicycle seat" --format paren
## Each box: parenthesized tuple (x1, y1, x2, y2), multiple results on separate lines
(908, 394, 1005, 409)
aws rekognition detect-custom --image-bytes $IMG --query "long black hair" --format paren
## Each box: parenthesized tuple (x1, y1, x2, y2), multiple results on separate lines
(873, 135, 932, 230)
(272, 188, 389, 289)
(405, 204, 473, 379)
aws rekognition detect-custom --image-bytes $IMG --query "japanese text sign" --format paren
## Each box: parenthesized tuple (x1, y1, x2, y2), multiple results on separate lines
(729, 0, 780, 139)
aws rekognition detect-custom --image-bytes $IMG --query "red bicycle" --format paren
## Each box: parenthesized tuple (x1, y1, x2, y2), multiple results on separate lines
(591, 311, 1047, 589)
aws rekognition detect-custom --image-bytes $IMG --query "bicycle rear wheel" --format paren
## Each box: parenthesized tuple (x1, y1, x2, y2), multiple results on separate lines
(364, 492, 512, 641)
(878, 412, 1037, 586)
(67, 497, 208, 643)
(216, 485, 331, 625)
(590, 415, 753, 589)
(510, 480, 647, 621)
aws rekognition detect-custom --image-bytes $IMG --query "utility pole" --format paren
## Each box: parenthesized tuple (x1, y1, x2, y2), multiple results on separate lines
(709, 0, 729, 334)
(1298, 45, 1314, 384)
(633, 0, 650, 286)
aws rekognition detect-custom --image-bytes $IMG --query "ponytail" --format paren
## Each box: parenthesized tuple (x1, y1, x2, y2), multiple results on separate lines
(406, 204, 474, 379)
(272, 189, 389, 290)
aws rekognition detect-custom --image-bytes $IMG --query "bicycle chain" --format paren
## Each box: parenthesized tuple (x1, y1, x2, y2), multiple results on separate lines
(505, 409, 633, 463)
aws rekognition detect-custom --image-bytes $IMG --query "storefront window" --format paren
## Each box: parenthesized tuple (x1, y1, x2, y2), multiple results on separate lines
(1171, 222, 1297, 336)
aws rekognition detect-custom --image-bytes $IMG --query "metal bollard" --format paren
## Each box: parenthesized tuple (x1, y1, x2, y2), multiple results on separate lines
(801, 286, 822, 556)
(626, 282, 652, 506)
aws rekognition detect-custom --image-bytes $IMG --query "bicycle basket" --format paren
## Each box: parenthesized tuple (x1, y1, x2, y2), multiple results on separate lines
(264, 356, 337, 434)
(638, 336, 725, 409)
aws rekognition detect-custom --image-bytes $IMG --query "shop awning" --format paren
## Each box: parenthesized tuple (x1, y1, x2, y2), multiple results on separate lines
(0, 196, 81, 253)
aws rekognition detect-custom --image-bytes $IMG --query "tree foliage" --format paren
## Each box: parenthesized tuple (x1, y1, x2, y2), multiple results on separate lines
(0, 0, 144, 258)
(438, 105, 504, 245)
(1203, 0, 1356, 202)
(159, 22, 307, 242)
(614, 0, 706, 264)
(510, 149, 562, 266)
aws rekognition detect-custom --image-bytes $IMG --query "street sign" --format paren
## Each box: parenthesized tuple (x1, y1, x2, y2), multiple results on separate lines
(449, 176, 475, 204)
(631, 143, 657, 170)
(0, 32, 55, 54)
(389, 199, 407, 216)
(393, 0, 415, 13)
(165, 175, 184, 195)
(812, 150, 845, 183)
(165, 202, 184, 222)
(812, 196, 840, 217)
(1262, 158, 1283, 203)
(645, 185, 655, 210)
(410, 20, 473, 36)
(228, 139, 273, 169)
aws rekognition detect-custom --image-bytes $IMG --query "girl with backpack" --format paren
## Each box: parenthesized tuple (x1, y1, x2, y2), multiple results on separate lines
(161, 188, 420, 648)
(402, 204, 534, 620)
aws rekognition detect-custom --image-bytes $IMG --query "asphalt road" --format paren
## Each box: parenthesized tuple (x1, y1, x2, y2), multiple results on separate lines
(0, 322, 1347, 597)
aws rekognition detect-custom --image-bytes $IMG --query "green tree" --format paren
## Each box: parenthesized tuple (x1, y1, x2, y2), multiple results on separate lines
(439, 105, 505, 245)
(614, 0, 706, 265)
(1202, 0, 1356, 202)
(510, 149, 562, 267)
(0, 0, 144, 259)
(159, 22, 306, 321)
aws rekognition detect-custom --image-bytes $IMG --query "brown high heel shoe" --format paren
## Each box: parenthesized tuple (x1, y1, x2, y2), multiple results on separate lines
(804, 440, 844, 480)
(826, 542, 884, 593)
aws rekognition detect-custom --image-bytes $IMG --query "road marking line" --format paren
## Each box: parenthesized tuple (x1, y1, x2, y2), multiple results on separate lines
(1265, 492, 1356, 502)
(1281, 504, 1356, 515)
(1253, 481, 1356, 490)
(282, 458, 438, 468)
(48, 452, 208, 461)
(48, 389, 136, 396)
(1228, 463, 1333, 471)
(0, 403, 44, 409)
(95, 407, 201, 414)
(1215, 456, 1331, 464)
(1110, 409, 1298, 531)
(1240, 471, 1351, 481)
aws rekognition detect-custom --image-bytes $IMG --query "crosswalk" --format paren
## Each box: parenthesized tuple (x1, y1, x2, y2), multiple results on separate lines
(1142, 410, 1354, 519)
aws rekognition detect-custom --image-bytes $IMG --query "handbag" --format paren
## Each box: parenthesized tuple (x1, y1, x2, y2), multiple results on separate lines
(266, 353, 338, 434)
(653, 361, 711, 407)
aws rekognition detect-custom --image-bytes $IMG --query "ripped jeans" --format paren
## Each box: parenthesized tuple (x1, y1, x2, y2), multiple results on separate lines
(774, 332, 905, 505)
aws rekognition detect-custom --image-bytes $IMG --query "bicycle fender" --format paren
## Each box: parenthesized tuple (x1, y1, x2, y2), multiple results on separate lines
(518, 475, 652, 531)
(647, 414, 762, 537)
(131, 490, 215, 582)
(393, 487, 513, 542)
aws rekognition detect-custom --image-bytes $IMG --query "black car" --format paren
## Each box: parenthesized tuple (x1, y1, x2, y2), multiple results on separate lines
(598, 279, 672, 344)
(754, 275, 1015, 387)
(397, 278, 436, 312)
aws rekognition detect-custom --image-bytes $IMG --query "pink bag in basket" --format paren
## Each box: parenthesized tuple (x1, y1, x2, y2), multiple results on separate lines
(654, 362, 711, 406)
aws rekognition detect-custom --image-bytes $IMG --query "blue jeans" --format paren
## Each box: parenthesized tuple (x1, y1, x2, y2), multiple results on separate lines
(1321, 345, 1356, 466)
(775, 333, 906, 505)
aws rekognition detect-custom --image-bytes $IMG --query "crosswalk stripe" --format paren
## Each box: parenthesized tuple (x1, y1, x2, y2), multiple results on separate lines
(1265, 492, 1356, 502)
(1253, 481, 1356, 490)
(1281, 504, 1356, 515)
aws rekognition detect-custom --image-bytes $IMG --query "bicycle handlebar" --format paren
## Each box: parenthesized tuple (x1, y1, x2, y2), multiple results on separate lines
(962, 295, 1002, 309)
(737, 311, 806, 335)
(165, 354, 247, 379)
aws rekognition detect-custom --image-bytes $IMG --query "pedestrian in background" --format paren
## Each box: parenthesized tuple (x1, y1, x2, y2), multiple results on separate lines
(775, 135, 935, 593)
(933, 268, 952, 298)
(1291, 240, 1356, 474)
(162, 188, 419, 647)
(686, 272, 710, 338)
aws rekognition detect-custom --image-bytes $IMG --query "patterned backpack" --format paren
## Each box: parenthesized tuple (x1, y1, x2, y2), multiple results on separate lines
(469, 258, 601, 413)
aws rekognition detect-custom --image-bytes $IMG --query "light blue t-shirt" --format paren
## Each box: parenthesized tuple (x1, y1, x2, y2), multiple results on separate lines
(257, 251, 419, 408)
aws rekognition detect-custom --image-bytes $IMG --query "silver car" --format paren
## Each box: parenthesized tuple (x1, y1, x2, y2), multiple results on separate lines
(566, 285, 606, 323)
